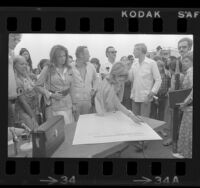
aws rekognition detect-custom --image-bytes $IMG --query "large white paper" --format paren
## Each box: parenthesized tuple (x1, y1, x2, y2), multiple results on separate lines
(72, 111, 162, 145)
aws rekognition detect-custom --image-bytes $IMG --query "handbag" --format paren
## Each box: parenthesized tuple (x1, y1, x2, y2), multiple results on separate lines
(31, 115, 65, 157)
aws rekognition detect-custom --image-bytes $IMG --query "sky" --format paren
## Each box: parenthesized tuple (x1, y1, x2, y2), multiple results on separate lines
(14, 34, 193, 68)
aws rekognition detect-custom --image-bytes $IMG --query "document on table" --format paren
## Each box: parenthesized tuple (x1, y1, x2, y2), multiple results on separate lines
(72, 111, 162, 145)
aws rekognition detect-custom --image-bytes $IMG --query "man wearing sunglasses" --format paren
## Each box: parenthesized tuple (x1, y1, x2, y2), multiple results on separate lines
(100, 46, 117, 79)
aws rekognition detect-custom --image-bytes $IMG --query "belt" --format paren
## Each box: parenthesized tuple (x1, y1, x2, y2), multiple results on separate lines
(49, 88, 70, 97)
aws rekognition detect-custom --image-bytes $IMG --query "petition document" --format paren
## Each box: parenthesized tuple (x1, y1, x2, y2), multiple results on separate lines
(72, 111, 162, 145)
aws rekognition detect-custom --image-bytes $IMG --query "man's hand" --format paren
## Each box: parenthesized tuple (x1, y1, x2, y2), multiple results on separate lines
(130, 115, 144, 125)
(179, 102, 187, 111)
(147, 91, 156, 101)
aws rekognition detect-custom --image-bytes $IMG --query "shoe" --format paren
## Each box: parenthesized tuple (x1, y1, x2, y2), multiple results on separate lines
(172, 153, 184, 158)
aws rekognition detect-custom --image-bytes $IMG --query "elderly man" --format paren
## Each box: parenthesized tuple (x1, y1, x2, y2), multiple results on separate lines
(71, 46, 98, 115)
(129, 43, 162, 117)
(100, 46, 117, 79)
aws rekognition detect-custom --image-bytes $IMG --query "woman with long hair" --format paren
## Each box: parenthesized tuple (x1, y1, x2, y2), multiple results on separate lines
(95, 61, 142, 123)
(19, 48, 33, 73)
(36, 45, 76, 125)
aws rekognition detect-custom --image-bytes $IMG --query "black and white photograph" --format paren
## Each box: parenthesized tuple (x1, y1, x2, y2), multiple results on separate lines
(8, 34, 193, 158)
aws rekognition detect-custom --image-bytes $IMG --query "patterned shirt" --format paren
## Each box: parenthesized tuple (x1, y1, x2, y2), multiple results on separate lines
(182, 67, 193, 89)
(157, 73, 171, 96)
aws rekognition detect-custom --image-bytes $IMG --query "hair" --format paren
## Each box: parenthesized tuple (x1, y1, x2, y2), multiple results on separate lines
(127, 55, 134, 60)
(33, 68, 39, 74)
(13, 55, 28, 77)
(108, 61, 129, 84)
(153, 55, 162, 62)
(156, 59, 165, 72)
(182, 52, 193, 63)
(135, 43, 147, 54)
(168, 56, 182, 72)
(19, 48, 33, 72)
(156, 45, 162, 51)
(120, 56, 128, 62)
(75, 46, 87, 58)
(49, 45, 70, 68)
(90, 57, 100, 65)
(90, 58, 101, 73)
(178, 37, 193, 50)
(13, 55, 24, 68)
(105, 46, 115, 57)
(38, 59, 50, 71)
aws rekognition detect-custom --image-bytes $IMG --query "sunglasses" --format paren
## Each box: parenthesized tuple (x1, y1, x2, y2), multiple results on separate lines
(109, 51, 117, 54)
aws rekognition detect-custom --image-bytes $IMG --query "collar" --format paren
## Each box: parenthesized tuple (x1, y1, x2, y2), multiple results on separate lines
(136, 57, 149, 65)
(56, 67, 67, 74)
(75, 61, 88, 68)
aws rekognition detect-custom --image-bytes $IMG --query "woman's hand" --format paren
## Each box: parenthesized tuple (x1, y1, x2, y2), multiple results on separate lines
(72, 104, 79, 122)
(130, 114, 144, 125)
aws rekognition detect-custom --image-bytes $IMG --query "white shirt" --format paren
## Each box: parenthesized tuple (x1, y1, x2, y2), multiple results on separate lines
(100, 59, 115, 74)
(129, 57, 162, 102)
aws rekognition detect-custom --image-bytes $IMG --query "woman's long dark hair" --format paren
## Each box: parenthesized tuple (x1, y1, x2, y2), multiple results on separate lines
(19, 48, 33, 72)
(49, 45, 71, 74)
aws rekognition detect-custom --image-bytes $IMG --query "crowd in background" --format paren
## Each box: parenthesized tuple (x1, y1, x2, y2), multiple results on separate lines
(8, 34, 193, 158)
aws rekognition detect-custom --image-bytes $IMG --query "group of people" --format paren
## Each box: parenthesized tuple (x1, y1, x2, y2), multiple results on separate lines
(8, 34, 193, 158)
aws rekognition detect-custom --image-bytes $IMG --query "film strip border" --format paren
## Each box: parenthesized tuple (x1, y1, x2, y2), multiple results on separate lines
(2, 159, 187, 185)
(0, 7, 200, 185)
(0, 8, 199, 33)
